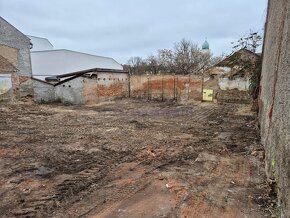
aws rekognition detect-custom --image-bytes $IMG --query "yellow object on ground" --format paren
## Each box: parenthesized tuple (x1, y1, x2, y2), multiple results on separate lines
(203, 89, 213, 101)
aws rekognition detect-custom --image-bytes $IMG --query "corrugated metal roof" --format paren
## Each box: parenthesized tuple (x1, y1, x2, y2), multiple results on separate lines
(31, 49, 123, 80)
(27, 35, 54, 51)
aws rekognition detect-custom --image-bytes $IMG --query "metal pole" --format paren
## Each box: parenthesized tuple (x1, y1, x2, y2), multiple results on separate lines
(161, 73, 164, 101)
(176, 76, 178, 101)
(188, 73, 191, 101)
(147, 75, 150, 101)
(201, 73, 204, 102)
(173, 75, 176, 101)
(128, 71, 131, 98)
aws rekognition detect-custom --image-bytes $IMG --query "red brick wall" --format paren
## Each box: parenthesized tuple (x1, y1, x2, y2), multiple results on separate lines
(130, 74, 202, 102)
(83, 73, 129, 104)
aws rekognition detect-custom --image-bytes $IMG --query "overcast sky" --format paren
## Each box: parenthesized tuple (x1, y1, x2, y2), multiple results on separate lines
(0, 0, 268, 64)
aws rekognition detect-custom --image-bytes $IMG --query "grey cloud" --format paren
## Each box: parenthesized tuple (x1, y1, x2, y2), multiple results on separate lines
(0, 0, 267, 63)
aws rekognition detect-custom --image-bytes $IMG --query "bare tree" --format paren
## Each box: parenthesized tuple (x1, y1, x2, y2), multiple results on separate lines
(146, 55, 160, 74)
(231, 30, 263, 53)
(174, 39, 193, 74)
(126, 38, 221, 75)
(195, 51, 212, 73)
(209, 53, 225, 66)
(174, 38, 212, 74)
(127, 56, 146, 75)
(158, 49, 175, 74)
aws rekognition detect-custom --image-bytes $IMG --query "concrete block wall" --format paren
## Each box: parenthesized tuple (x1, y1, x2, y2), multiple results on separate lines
(259, 0, 290, 216)
(55, 77, 84, 104)
(33, 80, 55, 103)
(33, 72, 129, 105)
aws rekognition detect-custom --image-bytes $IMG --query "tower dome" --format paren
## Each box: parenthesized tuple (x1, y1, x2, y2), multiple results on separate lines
(202, 39, 210, 50)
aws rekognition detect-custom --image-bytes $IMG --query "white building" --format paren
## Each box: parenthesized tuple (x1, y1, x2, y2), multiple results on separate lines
(27, 35, 54, 51)
(29, 36, 128, 104)
(31, 49, 123, 81)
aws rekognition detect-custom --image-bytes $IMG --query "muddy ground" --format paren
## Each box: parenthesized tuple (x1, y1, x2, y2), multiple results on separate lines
(0, 100, 274, 217)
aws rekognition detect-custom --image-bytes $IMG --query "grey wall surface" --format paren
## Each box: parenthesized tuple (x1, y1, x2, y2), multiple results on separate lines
(33, 80, 55, 103)
(0, 17, 32, 77)
(259, 0, 290, 216)
(34, 78, 84, 104)
(55, 77, 84, 104)
(0, 17, 33, 97)
(34, 73, 129, 105)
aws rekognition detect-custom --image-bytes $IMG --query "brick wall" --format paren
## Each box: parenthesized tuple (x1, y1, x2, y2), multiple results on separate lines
(93, 72, 128, 103)
(130, 74, 202, 103)
(34, 72, 129, 105)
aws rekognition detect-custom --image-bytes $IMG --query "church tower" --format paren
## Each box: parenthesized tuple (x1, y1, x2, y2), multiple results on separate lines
(202, 39, 210, 53)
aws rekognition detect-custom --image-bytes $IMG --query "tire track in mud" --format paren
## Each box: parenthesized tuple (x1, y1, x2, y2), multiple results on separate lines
(9, 148, 135, 217)
(0, 101, 270, 217)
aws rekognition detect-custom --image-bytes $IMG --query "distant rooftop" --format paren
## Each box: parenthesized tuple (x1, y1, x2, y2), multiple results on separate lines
(27, 35, 54, 51)
(31, 49, 123, 81)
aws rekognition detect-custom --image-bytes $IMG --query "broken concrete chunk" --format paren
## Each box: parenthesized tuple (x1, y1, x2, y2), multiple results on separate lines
(195, 152, 219, 162)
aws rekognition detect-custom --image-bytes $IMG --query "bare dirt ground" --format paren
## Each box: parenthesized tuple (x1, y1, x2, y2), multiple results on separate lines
(0, 99, 274, 217)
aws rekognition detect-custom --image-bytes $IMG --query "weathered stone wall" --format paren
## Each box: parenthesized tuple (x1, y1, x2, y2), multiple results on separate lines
(259, 0, 290, 216)
(218, 90, 250, 104)
(94, 72, 128, 103)
(33, 80, 55, 103)
(0, 44, 18, 67)
(55, 77, 84, 105)
(218, 77, 250, 91)
(0, 17, 33, 98)
(203, 49, 260, 104)
(34, 72, 129, 105)
(203, 77, 251, 104)
(130, 74, 202, 102)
